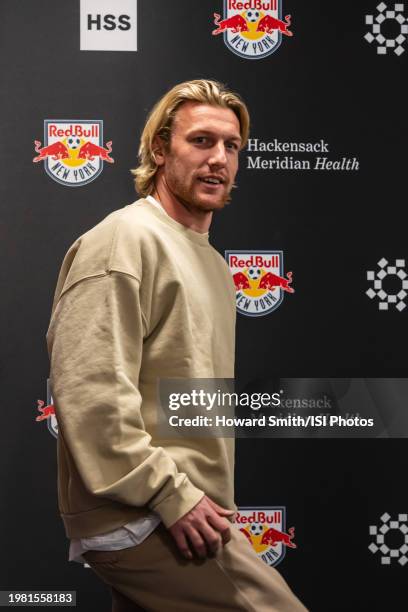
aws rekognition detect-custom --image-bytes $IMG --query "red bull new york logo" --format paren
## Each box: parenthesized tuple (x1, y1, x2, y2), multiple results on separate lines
(235, 507, 296, 567)
(225, 251, 294, 317)
(33, 120, 114, 186)
(212, 0, 293, 59)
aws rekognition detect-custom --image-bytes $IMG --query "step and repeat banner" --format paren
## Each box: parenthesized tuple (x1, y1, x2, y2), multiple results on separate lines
(1, 0, 407, 610)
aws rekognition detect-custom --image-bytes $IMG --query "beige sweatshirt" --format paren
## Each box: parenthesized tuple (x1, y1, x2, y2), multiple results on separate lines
(46, 198, 236, 538)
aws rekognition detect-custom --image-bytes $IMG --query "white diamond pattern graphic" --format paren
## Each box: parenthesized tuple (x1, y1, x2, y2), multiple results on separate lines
(369, 514, 408, 565)
(366, 258, 408, 311)
(365, 3, 408, 54)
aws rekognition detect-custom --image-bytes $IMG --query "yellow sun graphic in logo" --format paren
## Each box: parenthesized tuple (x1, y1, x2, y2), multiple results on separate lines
(62, 136, 86, 167)
(240, 10, 265, 41)
(242, 267, 267, 298)
(241, 524, 270, 553)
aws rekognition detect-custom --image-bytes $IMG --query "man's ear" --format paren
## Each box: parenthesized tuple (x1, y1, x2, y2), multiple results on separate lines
(152, 135, 166, 166)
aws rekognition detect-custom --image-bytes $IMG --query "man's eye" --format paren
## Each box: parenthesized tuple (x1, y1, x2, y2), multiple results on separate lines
(226, 142, 238, 150)
(194, 137, 207, 144)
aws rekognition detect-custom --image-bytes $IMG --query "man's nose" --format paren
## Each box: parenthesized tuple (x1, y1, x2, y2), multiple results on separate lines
(208, 142, 227, 167)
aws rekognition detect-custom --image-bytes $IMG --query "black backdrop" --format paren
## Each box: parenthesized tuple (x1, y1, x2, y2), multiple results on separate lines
(1, 1, 407, 610)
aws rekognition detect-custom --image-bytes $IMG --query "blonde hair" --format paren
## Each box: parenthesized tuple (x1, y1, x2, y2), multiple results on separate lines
(130, 79, 250, 197)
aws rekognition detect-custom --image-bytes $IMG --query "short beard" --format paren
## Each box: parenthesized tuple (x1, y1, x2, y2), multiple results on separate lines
(165, 172, 233, 213)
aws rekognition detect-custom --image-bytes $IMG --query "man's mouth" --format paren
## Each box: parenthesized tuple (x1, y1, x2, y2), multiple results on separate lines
(198, 176, 225, 185)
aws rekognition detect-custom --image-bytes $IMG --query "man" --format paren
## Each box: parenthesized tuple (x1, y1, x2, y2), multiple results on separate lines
(47, 80, 307, 611)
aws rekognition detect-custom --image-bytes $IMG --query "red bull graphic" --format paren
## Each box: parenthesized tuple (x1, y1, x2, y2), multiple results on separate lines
(35, 379, 58, 438)
(33, 120, 114, 186)
(234, 507, 296, 567)
(225, 250, 294, 317)
(212, 13, 250, 35)
(211, 0, 293, 59)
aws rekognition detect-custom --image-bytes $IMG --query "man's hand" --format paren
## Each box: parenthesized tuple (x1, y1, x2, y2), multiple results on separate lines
(168, 495, 235, 560)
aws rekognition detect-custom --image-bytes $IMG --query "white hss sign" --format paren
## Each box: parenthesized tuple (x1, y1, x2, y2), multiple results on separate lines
(80, 0, 137, 52)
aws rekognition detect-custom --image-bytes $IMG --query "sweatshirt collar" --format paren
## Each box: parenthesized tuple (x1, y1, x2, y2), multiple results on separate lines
(140, 197, 210, 247)
(146, 195, 168, 217)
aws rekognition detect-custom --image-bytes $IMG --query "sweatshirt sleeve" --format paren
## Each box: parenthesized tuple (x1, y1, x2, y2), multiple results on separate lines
(46, 271, 204, 527)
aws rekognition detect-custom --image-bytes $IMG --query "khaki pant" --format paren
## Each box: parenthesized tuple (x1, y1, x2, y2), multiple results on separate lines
(83, 524, 308, 612)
